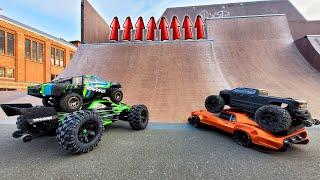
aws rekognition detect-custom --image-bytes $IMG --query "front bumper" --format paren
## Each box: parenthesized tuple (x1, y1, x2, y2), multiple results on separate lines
(27, 85, 42, 97)
(110, 82, 122, 88)
(284, 131, 309, 145)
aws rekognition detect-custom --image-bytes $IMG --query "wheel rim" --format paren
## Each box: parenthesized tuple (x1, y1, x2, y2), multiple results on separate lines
(68, 97, 80, 108)
(261, 112, 277, 126)
(114, 92, 123, 101)
(234, 132, 250, 146)
(78, 120, 99, 144)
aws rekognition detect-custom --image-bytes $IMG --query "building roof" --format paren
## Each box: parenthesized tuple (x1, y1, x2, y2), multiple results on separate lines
(0, 15, 77, 49)
(160, 0, 306, 24)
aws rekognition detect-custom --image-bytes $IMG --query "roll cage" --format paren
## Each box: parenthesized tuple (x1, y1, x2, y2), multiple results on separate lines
(52, 75, 108, 86)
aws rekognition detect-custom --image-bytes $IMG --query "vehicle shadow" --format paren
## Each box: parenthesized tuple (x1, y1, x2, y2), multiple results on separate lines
(187, 122, 308, 155)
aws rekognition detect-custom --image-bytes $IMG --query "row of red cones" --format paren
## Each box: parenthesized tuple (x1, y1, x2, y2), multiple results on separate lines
(110, 15, 205, 41)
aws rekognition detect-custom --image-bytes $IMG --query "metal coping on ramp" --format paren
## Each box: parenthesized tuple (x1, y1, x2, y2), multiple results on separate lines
(88, 39, 214, 46)
(205, 14, 286, 20)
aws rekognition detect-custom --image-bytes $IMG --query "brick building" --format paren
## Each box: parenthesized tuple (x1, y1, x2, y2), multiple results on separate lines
(0, 14, 77, 91)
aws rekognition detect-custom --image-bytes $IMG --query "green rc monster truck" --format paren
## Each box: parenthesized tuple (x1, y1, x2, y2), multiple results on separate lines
(1, 99, 149, 154)
(205, 88, 319, 134)
(27, 75, 123, 112)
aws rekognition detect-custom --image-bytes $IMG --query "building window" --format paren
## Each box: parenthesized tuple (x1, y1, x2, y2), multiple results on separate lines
(0, 88, 16, 91)
(38, 43, 44, 63)
(51, 47, 55, 65)
(25, 39, 31, 59)
(32, 41, 37, 60)
(60, 50, 64, 66)
(0, 67, 4, 77)
(70, 53, 74, 60)
(51, 46, 65, 66)
(51, 74, 58, 81)
(55, 49, 60, 65)
(0, 31, 4, 55)
(7, 69, 14, 78)
(7, 33, 14, 56)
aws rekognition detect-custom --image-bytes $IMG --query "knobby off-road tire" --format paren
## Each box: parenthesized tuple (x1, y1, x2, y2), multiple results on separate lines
(59, 93, 83, 113)
(233, 131, 252, 147)
(128, 105, 149, 130)
(255, 105, 292, 133)
(109, 88, 123, 103)
(188, 116, 202, 128)
(56, 110, 104, 154)
(42, 97, 57, 107)
(42, 98, 52, 107)
(205, 95, 225, 113)
(16, 115, 30, 132)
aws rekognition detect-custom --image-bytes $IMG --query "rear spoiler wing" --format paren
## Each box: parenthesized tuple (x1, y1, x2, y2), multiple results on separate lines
(1, 104, 57, 121)
(1, 104, 33, 116)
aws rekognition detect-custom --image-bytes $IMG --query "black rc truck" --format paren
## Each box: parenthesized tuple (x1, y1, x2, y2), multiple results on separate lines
(205, 88, 319, 133)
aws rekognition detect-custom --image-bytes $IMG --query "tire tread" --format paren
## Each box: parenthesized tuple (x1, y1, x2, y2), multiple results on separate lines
(128, 105, 149, 130)
(56, 110, 104, 154)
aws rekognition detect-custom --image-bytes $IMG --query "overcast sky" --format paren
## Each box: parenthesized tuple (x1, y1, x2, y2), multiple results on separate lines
(0, 0, 319, 41)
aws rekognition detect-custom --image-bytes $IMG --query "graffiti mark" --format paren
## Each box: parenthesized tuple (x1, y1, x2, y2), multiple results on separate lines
(199, 6, 230, 19)
(199, 10, 214, 19)
(214, 10, 230, 18)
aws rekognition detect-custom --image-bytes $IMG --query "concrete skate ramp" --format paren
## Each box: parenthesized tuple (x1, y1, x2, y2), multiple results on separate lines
(295, 35, 320, 71)
(81, 0, 110, 43)
(60, 41, 229, 122)
(61, 14, 320, 122)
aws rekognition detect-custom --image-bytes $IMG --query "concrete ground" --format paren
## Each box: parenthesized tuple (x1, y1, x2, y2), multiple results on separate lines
(0, 91, 27, 104)
(0, 93, 41, 121)
(0, 122, 319, 180)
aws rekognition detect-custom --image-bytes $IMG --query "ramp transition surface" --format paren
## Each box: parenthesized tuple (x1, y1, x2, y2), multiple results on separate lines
(295, 35, 320, 72)
(61, 41, 228, 122)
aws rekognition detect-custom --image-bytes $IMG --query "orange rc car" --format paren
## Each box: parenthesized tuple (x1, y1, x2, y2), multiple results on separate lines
(188, 109, 309, 151)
